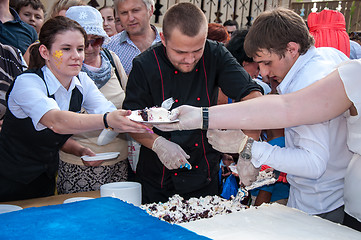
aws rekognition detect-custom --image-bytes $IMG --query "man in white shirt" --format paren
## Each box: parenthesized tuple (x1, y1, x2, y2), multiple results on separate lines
(208, 8, 353, 224)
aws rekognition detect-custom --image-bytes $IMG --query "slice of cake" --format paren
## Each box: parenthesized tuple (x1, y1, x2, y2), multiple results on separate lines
(130, 107, 171, 122)
(147, 107, 171, 122)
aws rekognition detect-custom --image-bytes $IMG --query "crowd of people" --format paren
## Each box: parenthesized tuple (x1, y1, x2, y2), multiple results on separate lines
(1, 0, 360, 232)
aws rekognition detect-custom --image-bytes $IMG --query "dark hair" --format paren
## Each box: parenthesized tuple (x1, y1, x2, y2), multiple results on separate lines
(98, 5, 114, 13)
(162, 2, 207, 41)
(207, 23, 230, 43)
(9, 0, 17, 8)
(223, 20, 239, 29)
(29, 16, 87, 69)
(350, 32, 361, 41)
(244, 8, 314, 58)
(226, 29, 253, 64)
(15, 0, 45, 13)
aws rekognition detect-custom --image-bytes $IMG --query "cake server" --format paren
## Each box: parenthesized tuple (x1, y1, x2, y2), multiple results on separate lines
(233, 188, 248, 203)
(232, 171, 277, 203)
(161, 97, 175, 110)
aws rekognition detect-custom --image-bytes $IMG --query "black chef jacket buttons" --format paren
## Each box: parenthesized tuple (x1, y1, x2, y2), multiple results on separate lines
(174, 70, 178, 74)
(195, 143, 198, 147)
(175, 99, 178, 103)
(197, 97, 200, 101)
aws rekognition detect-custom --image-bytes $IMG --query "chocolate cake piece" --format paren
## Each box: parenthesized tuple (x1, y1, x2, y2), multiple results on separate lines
(140, 109, 148, 121)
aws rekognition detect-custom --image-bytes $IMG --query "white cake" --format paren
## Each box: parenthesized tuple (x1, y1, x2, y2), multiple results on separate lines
(141, 195, 361, 239)
(141, 194, 247, 224)
(147, 107, 171, 122)
(181, 203, 361, 240)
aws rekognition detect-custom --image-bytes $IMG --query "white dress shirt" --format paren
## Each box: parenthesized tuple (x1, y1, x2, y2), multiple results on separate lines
(338, 59, 361, 221)
(8, 65, 116, 131)
(251, 47, 353, 215)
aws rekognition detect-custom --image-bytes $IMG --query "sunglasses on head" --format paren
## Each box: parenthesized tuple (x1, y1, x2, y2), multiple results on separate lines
(86, 37, 104, 48)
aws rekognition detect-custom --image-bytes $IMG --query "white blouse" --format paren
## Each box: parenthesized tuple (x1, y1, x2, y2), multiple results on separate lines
(338, 59, 361, 221)
(338, 59, 361, 155)
(8, 65, 116, 131)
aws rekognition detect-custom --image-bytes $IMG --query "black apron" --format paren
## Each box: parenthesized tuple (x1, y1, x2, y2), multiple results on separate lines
(0, 69, 83, 185)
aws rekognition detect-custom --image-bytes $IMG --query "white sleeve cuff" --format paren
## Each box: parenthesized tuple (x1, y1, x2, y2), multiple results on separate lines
(251, 141, 275, 168)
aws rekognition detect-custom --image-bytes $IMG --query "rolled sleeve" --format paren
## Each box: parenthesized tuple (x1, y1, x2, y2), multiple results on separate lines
(8, 73, 60, 131)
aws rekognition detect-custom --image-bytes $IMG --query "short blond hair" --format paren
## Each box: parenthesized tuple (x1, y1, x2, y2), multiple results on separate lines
(113, 0, 154, 11)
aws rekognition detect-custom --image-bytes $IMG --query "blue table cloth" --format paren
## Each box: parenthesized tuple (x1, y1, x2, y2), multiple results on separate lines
(0, 197, 210, 240)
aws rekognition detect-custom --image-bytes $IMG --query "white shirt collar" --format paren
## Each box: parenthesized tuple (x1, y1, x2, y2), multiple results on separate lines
(277, 46, 317, 94)
(42, 66, 83, 95)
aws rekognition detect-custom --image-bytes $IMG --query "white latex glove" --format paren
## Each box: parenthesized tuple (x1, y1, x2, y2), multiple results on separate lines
(207, 129, 248, 153)
(152, 136, 192, 170)
(154, 105, 202, 131)
(237, 157, 260, 186)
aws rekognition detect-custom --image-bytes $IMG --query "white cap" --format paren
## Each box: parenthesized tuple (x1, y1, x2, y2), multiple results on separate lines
(66, 5, 110, 43)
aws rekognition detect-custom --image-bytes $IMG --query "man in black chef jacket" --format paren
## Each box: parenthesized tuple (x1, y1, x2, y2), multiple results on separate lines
(123, 2, 263, 204)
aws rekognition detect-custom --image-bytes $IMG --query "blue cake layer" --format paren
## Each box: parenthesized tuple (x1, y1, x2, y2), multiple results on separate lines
(0, 197, 210, 240)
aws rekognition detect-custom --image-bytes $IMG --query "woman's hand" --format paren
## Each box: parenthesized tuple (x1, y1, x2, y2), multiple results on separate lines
(80, 148, 104, 167)
(61, 138, 102, 166)
(107, 110, 153, 133)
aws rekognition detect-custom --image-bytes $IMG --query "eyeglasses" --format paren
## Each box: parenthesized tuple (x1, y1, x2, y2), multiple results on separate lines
(86, 37, 104, 48)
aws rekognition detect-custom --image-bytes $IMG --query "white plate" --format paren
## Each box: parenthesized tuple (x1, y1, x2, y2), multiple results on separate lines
(63, 197, 94, 204)
(129, 119, 180, 124)
(0, 204, 23, 214)
(81, 152, 120, 161)
(97, 129, 119, 146)
(127, 110, 179, 124)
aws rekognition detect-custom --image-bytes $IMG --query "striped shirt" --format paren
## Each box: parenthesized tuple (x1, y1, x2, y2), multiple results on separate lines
(103, 25, 161, 75)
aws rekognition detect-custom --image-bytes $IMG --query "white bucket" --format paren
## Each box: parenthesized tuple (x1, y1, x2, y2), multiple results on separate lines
(100, 182, 142, 206)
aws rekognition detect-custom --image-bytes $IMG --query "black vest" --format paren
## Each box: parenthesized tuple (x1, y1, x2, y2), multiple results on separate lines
(0, 69, 83, 184)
